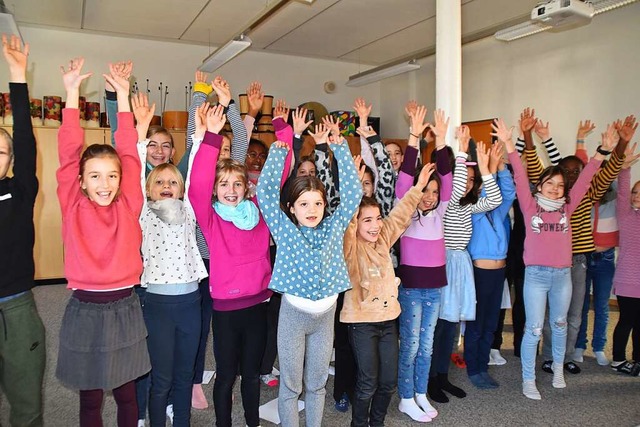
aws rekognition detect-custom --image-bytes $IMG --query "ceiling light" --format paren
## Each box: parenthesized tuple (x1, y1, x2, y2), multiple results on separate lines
(0, 4, 22, 43)
(199, 34, 252, 73)
(591, 0, 639, 15)
(494, 21, 551, 41)
(346, 60, 420, 87)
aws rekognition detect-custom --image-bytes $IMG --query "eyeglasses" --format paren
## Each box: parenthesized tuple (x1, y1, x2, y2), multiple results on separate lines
(247, 152, 267, 160)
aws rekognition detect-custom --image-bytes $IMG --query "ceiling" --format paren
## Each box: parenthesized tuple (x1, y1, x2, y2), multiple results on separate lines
(5, 0, 610, 66)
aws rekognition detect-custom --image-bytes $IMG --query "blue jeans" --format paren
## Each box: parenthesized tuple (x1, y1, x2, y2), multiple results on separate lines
(397, 287, 441, 398)
(144, 290, 201, 427)
(577, 248, 615, 352)
(521, 266, 571, 381)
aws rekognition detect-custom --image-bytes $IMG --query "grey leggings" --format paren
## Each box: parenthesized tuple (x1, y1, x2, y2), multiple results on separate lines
(277, 296, 337, 427)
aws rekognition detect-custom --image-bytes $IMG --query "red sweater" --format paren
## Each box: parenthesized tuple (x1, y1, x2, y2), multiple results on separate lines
(56, 109, 143, 290)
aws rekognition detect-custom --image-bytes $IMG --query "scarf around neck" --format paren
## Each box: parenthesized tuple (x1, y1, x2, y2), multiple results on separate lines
(214, 199, 260, 230)
(148, 198, 186, 225)
(535, 193, 566, 212)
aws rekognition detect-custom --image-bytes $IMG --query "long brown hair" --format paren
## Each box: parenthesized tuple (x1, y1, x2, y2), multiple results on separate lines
(285, 176, 328, 224)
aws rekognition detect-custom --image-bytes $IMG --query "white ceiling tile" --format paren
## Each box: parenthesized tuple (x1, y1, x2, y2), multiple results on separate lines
(13, 0, 84, 29)
(83, 0, 209, 39)
(180, 0, 273, 45)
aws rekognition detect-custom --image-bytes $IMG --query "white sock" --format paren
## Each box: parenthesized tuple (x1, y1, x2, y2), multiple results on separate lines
(595, 351, 610, 366)
(572, 348, 584, 363)
(522, 380, 541, 400)
(415, 393, 438, 418)
(399, 398, 432, 423)
(552, 363, 566, 388)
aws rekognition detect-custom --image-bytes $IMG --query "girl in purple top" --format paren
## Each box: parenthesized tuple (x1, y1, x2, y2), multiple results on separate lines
(493, 118, 614, 400)
(611, 140, 640, 376)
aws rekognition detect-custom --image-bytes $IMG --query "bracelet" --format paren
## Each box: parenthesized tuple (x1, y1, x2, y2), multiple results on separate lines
(596, 145, 611, 155)
(410, 132, 420, 139)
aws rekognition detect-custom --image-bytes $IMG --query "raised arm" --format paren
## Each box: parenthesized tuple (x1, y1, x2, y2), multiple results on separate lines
(212, 76, 248, 162)
(329, 139, 363, 227)
(178, 71, 210, 177)
(584, 122, 624, 203)
(256, 144, 289, 236)
(470, 141, 503, 214)
(3, 35, 37, 199)
(359, 126, 395, 217)
(489, 142, 515, 219)
(310, 124, 339, 212)
(575, 120, 596, 164)
(617, 143, 640, 215)
(104, 61, 132, 147)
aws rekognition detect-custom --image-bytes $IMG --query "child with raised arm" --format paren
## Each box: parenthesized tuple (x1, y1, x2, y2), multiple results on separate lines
(341, 161, 436, 427)
(0, 34, 46, 427)
(257, 124, 362, 427)
(189, 102, 291, 427)
(493, 118, 612, 399)
(55, 58, 150, 426)
(610, 142, 640, 376)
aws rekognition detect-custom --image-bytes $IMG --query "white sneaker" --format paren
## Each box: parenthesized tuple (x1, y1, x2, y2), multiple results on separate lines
(137, 420, 146, 427)
(595, 351, 610, 366)
(572, 348, 584, 363)
(166, 404, 174, 425)
(522, 380, 541, 400)
(490, 349, 507, 366)
(551, 363, 566, 389)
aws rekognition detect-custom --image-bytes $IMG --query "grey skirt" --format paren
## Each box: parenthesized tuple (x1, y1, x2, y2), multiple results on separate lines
(56, 291, 151, 390)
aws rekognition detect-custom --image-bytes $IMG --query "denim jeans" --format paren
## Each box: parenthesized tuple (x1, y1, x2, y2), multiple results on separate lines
(521, 266, 572, 381)
(348, 320, 398, 427)
(397, 287, 441, 398)
(577, 248, 615, 352)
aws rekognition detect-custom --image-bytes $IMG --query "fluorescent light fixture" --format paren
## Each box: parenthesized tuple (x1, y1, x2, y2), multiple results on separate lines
(346, 60, 420, 87)
(0, 4, 22, 43)
(494, 21, 551, 41)
(199, 34, 252, 73)
(591, 0, 639, 15)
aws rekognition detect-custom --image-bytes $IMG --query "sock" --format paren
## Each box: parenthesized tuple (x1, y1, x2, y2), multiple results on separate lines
(522, 380, 541, 400)
(427, 376, 448, 403)
(552, 362, 566, 388)
(480, 371, 499, 388)
(414, 393, 438, 418)
(398, 398, 432, 423)
(438, 373, 466, 398)
(468, 373, 491, 389)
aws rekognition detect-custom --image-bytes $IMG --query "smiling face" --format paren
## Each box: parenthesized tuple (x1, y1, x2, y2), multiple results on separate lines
(80, 157, 121, 206)
(357, 205, 383, 243)
(146, 132, 175, 167)
(385, 143, 404, 172)
(0, 134, 13, 180)
(538, 173, 566, 200)
(362, 171, 374, 197)
(418, 179, 440, 212)
(296, 160, 316, 177)
(147, 166, 183, 201)
(289, 190, 325, 227)
(632, 181, 640, 209)
(215, 170, 247, 207)
(560, 158, 583, 190)
(246, 141, 267, 172)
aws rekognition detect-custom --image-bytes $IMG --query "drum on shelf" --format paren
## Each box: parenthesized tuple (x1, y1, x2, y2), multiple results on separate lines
(238, 93, 249, 114)
(43, 95, 62, 127)
(257, 114, 273, 133)
(162, 111, 188, 130)
(261, 95, 273, 116)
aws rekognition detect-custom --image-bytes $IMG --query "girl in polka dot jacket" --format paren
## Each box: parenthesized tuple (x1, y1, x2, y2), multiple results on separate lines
(257, 128, 363, 427)
(189, 103, 292, 427)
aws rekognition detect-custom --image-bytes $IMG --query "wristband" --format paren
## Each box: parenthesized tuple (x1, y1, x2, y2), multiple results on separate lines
(410, 132, 420, 139)
(596, 145, 611, 155)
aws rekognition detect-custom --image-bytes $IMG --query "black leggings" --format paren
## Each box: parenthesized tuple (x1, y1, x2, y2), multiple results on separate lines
(612, 296, 640, 362)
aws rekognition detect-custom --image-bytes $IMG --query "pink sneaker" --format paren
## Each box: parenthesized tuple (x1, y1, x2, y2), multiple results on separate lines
(192, 384, 208, 410)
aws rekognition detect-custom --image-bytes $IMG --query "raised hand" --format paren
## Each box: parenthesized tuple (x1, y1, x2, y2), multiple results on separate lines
(131, 92, 156, 141)
(212, 76, 231, 107)
(103, 61, 132, 95)
(534, 120, 550, 141)
(600, 122, 619, 153)
(476, 141, 490, 175)
(616, 115, 638, 143)
(105, 61, 131, 92)
(246, 82, 264, 117)
(195, 70, 208, 84)
(353, 97, 372, 124)
(416, 163, 436, 189)
(404, 100, 418, 117)
(206, 104, 226, 134)
(353, 154, 366, 182)
(292, 107, 312, 135)
(271, 140, 289, 150)
(409, 105, 429, 136)
(356, 125, 376, 139)
(519, 107, 537, 134)
(309, 123, 329, 146)
(194, 102, 210, 139)
(455, 125, 470, 153)
(491, 118, 515, 153)
(2, 34, 29, 83)
(489, 141, 505, 173)
(577, 120, 596, 140)
(61, 57, 93, 93)
(432, 109, 450, 147)
(273, 99, 290, 122)
(322, 115, 341, 141)
(622, 142, 640, 169)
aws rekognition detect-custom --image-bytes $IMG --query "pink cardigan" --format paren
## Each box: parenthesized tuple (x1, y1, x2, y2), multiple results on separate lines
(613, 168, 640, 298)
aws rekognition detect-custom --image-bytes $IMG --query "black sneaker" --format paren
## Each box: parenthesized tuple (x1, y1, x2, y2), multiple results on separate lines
(564, 361, 581, 374)
(541, 360, 553, 374)
(612, 361, 640, 376)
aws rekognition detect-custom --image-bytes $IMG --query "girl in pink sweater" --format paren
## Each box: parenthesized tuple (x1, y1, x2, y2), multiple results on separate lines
(55, 59, 150, 427)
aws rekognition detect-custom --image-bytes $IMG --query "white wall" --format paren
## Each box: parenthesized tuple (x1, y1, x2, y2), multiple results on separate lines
(0, 26, 380, 115)
(381, 3, 640, 174)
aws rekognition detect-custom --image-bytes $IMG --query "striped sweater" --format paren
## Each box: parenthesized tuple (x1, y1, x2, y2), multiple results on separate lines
(443, 153, 502, 250)
(522, 147, 622, 254)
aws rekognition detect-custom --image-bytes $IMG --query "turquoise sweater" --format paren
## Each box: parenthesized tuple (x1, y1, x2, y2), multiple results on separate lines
(257, 142, 363, 300)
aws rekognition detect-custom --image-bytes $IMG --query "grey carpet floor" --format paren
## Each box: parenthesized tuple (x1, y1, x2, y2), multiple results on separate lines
(1, 284, 639, 426)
